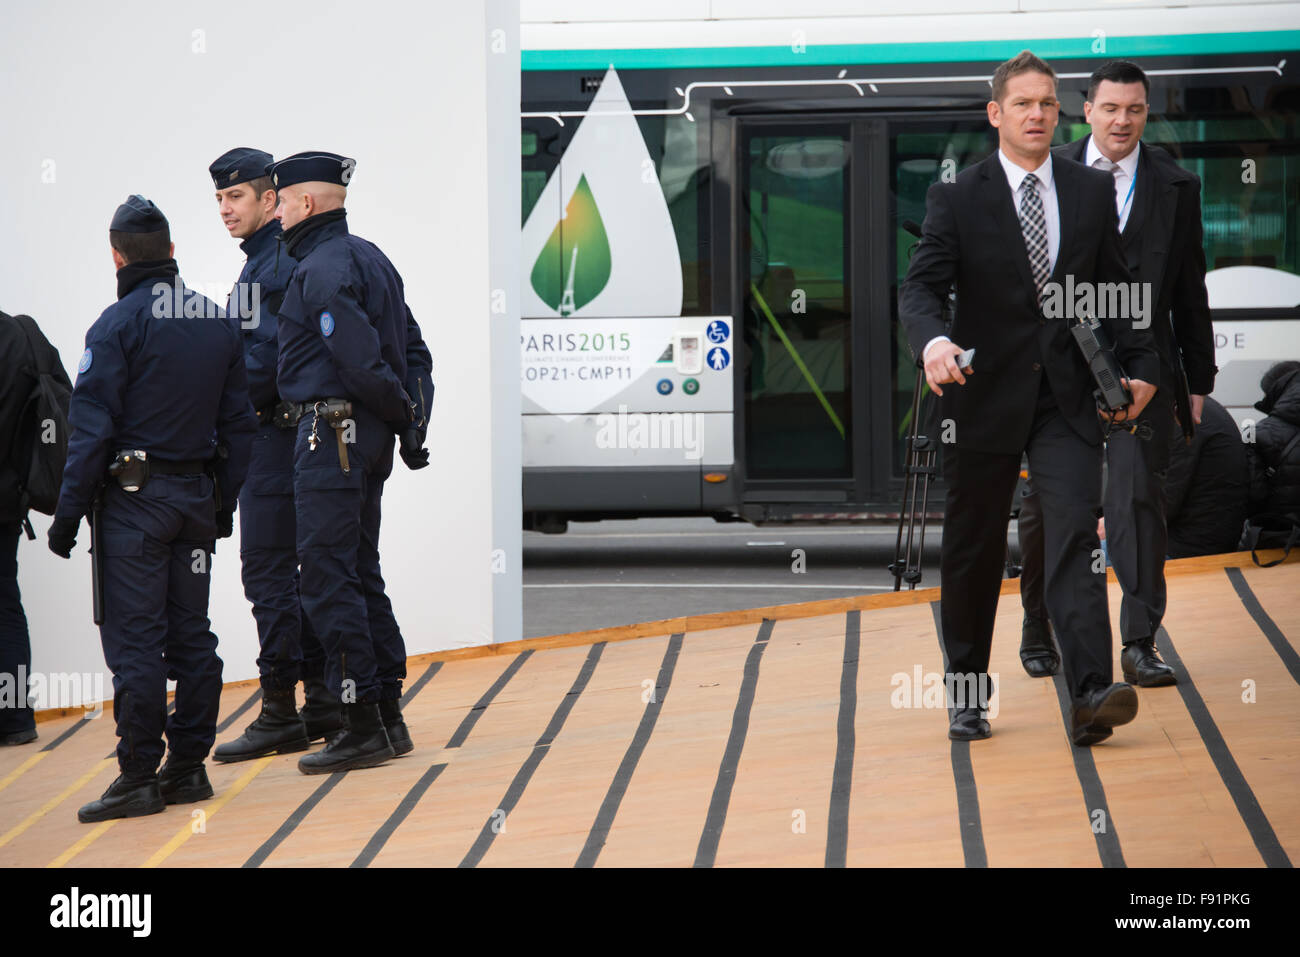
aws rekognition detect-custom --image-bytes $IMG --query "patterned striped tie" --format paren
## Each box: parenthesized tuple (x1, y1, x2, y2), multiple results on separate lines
(1019, 173, 1050, 297)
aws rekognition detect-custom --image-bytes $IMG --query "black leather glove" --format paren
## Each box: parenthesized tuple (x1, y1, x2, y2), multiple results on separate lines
(399, 427, 430, 471)
(216, 509, 234, 539)
(48, 516, 80, 559)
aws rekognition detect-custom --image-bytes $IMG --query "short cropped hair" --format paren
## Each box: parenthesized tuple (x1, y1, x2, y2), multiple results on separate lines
(991, 50, 1057, 104)
(1087, 60, 1150, 102)
(244, 175, 275, 200)
(109, 229, 171, 264)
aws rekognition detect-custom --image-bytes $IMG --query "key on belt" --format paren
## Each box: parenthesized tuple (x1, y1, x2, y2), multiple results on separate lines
(307, 399, 354, 474)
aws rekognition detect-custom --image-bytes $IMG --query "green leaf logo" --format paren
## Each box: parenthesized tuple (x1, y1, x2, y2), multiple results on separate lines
(529, 174, 612, 315)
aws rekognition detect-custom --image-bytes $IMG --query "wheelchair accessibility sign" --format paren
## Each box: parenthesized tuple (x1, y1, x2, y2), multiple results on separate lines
(706, 320, 730, 344)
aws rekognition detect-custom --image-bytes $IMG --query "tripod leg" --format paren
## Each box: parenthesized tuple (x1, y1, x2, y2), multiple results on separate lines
(891, 371, 926, 591)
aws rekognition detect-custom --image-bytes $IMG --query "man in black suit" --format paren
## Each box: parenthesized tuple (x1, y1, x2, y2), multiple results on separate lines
(1018, 61, 1216, 687)
(900, 51, 1159, 746)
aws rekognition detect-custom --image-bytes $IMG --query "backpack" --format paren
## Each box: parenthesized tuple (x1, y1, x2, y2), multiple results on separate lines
(10, 314, 72, 530)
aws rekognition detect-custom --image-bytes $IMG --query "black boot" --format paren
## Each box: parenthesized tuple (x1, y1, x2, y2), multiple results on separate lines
(379, 698, 413, 756)
(77, 771, 165, 823)
(158, 755, 214, 805)
(300, 674, 343, 742)
(213, 687, 309, 763)
(298, 702, 394, 775)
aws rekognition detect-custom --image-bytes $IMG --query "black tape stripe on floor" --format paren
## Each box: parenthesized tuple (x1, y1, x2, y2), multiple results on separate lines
(350, 763, 447, 868)
(214, 688, 260, 734)
(459, 642, 606, 868)
(1048, 672, 1125, 867)
(693, 618, 774, 868)
(446, 651, 533, 748)
(824, 611, 859, 868)
(40, 716, 93, 753)
(575, 633, 684, 868)
(929, 602, 987, 868)
(1155, 626, 1292, 868)
(242, 659, 455, 869)
(1225, 567, 1300, 686)
(344, 653, 531, 868)
(242, 772, 346, 868)
(401, 660, 442, 708)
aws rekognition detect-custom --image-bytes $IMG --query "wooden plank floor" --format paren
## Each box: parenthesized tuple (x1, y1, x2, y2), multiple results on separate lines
(1, 554, 1296, 868)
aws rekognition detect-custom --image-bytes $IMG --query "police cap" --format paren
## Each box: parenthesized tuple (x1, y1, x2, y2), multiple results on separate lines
(110, 195, 169, 234)
(209, 147, 274, 189)
(267, 151, 356, 189)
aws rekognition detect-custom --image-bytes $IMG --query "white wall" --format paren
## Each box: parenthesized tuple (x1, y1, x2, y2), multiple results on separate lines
(0, 0, 521, 707)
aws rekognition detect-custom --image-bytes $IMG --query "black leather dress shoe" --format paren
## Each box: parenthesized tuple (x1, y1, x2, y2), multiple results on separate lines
(0, 727, 38, 746)
(949, 707, 991, 741)
(1070, 682, 1138, 747)
(77, 772, 165, 823)
(1020, 617, 1060, 678)
(158, 756, 214, 805)
(1121, 639, 1177, 687)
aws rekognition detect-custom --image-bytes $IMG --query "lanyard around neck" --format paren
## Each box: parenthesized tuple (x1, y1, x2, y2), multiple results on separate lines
(1118, 160, 1137, 220)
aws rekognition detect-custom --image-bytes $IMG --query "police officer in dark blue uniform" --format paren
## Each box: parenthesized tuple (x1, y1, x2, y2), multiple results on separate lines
(48, 196, 257, 822)
(268, 152, 432, 774)
(206, 148, 339, 763)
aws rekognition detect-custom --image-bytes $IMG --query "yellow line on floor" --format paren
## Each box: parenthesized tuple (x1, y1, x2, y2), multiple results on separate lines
(141, 756, 273, 868)
(0, 757, 116, 850)
(48, 820, 118, 868)
(0, 752, 47, 795)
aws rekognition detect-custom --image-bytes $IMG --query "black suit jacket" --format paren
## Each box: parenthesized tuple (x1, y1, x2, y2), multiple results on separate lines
(900, 151, 1159, 455)
(1054, 137, 1216, 397)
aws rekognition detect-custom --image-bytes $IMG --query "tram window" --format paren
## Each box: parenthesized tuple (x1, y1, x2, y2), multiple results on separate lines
(1148, 115, 1299, 277)
(889, 123, 995, 478)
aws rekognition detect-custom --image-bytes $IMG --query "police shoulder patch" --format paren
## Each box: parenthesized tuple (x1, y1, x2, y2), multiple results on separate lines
(78, 348, 93, 374)
(320, 311, 335, 337)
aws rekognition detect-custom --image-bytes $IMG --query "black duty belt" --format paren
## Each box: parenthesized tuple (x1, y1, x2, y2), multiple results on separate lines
(258, 400, 302, 430)
(288, 398, 355, 474)
(108, 450, 209, 492)
(149, 458, 209, 475)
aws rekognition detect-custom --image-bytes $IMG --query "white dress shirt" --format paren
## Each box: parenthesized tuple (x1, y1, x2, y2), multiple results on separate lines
(922, 149, 1060, 361)
(1084, 135, 1140, 232)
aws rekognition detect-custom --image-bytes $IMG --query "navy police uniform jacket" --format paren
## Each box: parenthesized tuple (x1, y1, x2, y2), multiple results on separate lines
(277, 210, 414, 429)
(56, 262, 257, 522)
(231, 220, 290, 413)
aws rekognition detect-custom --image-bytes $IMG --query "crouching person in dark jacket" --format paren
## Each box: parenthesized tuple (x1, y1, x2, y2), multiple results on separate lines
(1244, 361, 1300, 558)
(1164, 395, 1249, 558)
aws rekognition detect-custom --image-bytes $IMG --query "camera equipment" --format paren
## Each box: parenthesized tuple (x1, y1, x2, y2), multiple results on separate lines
(1068, 313, 1130, 412)
(889, 365, 941, 591)
(1068, 313, 1153, 439)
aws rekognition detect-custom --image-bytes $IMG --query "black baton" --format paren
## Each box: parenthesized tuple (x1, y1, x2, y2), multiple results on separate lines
(91, 484, 105, 625)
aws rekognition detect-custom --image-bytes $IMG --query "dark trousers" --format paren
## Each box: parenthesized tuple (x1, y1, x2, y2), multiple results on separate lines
(293, 410, 406, 705)
(99, 476, 224, 773)
(0, 524, 34, 735)
(942, 388, 1113, 703)
(1020, 389, 1174, 645)
(239, 424, 324, 691)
